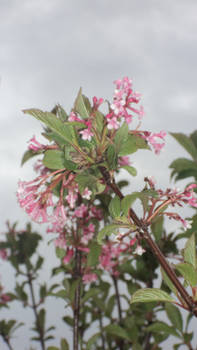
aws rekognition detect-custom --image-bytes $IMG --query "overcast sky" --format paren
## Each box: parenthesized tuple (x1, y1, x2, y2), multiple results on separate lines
(1, 0, 197, 348)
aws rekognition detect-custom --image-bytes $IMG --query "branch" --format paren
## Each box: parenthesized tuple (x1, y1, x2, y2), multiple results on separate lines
(99, 166, 197, 317)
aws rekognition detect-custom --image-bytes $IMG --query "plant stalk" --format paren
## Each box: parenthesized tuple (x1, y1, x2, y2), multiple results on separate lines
(26, 270, 45, 350)
(73, 248, 81, 350)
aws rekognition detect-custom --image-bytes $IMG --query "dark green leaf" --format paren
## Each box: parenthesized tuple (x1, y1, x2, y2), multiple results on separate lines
(87, 242, 101, 267)
(86, 333, 100, 350)
(105, 324, 132, 341)
(114, 122, 129, 154)
(146, 321, 181, 338)
(21, 149, 41, 166)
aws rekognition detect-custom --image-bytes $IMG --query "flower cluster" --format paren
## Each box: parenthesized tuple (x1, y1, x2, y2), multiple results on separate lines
(106, 77, 144, 129)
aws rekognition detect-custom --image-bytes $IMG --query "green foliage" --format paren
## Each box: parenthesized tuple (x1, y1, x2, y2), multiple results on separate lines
(131, 288, 175, 304)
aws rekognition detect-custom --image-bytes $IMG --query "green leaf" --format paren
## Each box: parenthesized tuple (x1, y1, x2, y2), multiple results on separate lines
(107, 144, 118, 170)
(87, 242, 102, 267)
(170, 132, 197, 160)
(151, 216, 164, 241)
(86, 333, 100, 350)
(43, 150, 65, 169)
(60, 338, 69, 350)
(23, 109, 78, 146)
(121, 193, 139, 215)
(97, 224, 120, 244)
(161, 268, 178, 295)
(47, 347, 59, 350)
(131, 288, 175, 304)
(109, 196, 121, 218)
(190, 130, 197, 150)
(119, 134, 149, 156)
(146, 321, 181, 338)
(105, 324, 132, 342)
(184, 234, 196, 269)
(21, 149, 41, 166)
(122, 165, 137, 176)
(56, 247, 66, 259)
(114, 122, 129, 154)
(94, 111, 104, 134)
(175, 263, 197, 287)
(165, 303, 183, 332)
(73, 88, 90, 119)
(81, 288, 100, 304)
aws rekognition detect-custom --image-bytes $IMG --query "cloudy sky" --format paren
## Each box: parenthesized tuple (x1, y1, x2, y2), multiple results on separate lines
(1, 0, 197, 348)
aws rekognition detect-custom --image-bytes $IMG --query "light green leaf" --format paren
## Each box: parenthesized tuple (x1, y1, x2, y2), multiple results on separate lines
(170, 132, 197, 160)
(131, 288, 175, 304)
(184, 234, 196, 269)
(165, 303, 183, 332)
(97, 224, 119, 244)
(43, 150, 65, 169)
(122, 165, 137, 176)
(47, 347, 59, 350)
(151, 216, 164, 241)
(175, 262, 197, 287)
(105, 324, 132, 342)
(73, 88, 90, 119)
(109, 196, 121, 218)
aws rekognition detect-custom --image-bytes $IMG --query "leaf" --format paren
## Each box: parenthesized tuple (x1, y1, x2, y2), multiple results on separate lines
(170, 132, 197, 160)
(109, 196, 121, 218)
(105, 324, 132, 341)
(87, 242, 102, 267)
(21, 149, 40, 166)
(119, 134, 149, 156)
(60, 338, 69, 350)
(122, 165, 137, 176)
(190, 130, 197, 150)
(47, 347, 59, 350)
(23, 109, 78, 146)
(114, 122, 129, 154)
(121, 193, 139, 215)
(107, 144, 118, 170)
(131, 288, 175, 304)
(151, 216, 164, 241)
(175, 263, 197, 287)
(97, 224, 119, 244)
(86, 333, 100, 350)
(81, 288, 100, 304)
(165, 303, 183, 332)
(43, 150, 65, 169)
(161, 268, 178, 295)
(74, 88, 90, 119)
(184, 234, 196, 269)
(146, 321, 181, 338)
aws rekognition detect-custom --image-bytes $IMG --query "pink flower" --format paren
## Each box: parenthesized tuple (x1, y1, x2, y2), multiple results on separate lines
(63, 248, 74, 264)
(93, 96, 104, 109)
(28, 135, 46, 151)
(118, 156, 131, 166)
(0, 250, 8, 260)
(66, 190, 78, 208)
(80, 128, 94, 141)
(54, 235, 67, 249)
(107, 117, 120, 130)
(82, 188, 92, 200)
(74, 204, 88, 218)
(82, 273, 97, 284)
(1, 294, 11, 303)
(133, 245, 146, 256)
(142, 131, 166, 155)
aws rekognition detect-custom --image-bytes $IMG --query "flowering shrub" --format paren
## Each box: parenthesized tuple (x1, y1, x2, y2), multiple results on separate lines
(1, 78, 197, 349)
